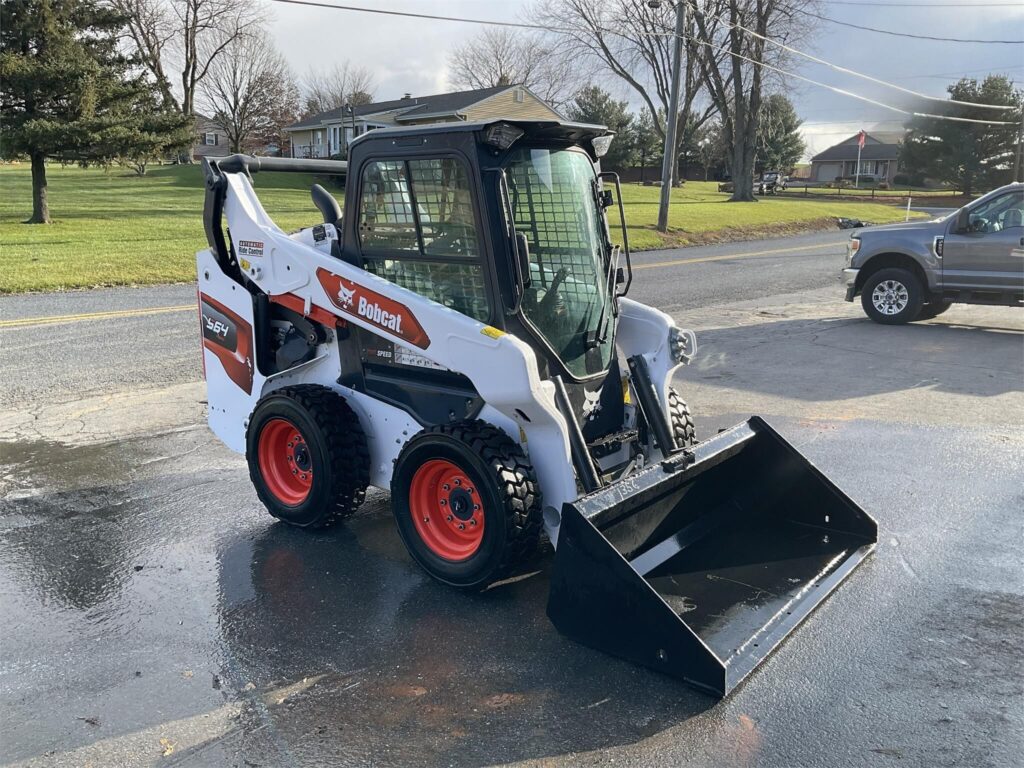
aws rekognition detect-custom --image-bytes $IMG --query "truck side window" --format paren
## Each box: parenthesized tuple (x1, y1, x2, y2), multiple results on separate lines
(358, 156, 489, 322)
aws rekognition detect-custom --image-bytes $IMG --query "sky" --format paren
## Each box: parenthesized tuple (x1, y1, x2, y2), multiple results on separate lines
(264, 0, 1024, 161)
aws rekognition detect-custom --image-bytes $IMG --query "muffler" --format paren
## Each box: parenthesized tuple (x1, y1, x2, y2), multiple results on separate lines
(547, 417, 877, 697)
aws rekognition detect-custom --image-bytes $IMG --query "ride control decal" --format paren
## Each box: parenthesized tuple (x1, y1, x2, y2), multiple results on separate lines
(316, 268, 430, 350)
(199, 294, 254, 394)
(236, 239, 264, 258)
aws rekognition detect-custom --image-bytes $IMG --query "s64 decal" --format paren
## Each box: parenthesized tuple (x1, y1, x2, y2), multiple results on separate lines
(199, 295, 254, 394)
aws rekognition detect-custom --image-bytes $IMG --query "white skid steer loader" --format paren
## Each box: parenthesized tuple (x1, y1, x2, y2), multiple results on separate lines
(198, 120, 877, 697)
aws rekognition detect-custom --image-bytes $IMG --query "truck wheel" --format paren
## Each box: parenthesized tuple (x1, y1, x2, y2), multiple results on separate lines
(667, 387, 697, 447)
(246, 385, 369, 529)
(860, 267, 923, 325)
(391, 421, 542, 590)
(915, 299, 954, 320)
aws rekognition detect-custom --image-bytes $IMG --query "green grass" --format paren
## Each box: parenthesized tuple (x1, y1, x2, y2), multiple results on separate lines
(0, 163, 320, 294)
(611, 182, 928, 251)
(0, 164, 925, 293)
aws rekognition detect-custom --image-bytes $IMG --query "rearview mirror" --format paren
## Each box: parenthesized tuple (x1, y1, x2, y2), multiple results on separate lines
(599, 189, 614, 209)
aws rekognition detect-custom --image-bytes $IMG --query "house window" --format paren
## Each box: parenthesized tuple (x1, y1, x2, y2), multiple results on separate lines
(857, 160, 875, 175)
(514, 88, 525, 103)
(358, 157, 488, 321)
(204, 132, 217, 146)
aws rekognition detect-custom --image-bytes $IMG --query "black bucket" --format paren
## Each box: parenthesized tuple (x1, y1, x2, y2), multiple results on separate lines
(547, 417, 877, 697)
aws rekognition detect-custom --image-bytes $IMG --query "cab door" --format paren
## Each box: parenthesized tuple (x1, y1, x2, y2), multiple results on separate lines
(942, 190, 1024, 292)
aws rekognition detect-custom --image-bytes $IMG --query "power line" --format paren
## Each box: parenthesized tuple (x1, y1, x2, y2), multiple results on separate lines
(821, 1, 1022, 7)
(267, 0, 549, 30)
(705, 10, 1016, 109)
(799, 10, 1024, 44)
(267, 0, 1019, 126)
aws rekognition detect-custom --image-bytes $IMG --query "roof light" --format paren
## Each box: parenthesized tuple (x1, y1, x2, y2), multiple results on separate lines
(483, 122, 524, 150)
(591, 134, 614, 158)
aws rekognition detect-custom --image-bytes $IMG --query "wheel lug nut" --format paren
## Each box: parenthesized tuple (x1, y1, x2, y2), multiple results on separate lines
(442, 484, 450, 491)
(454, 479, 461, 485)
(446, 515, 453, 522)
(292, 469, 298, 475)
(423, 517, 429, 523)
(469, 519, 477, 526)
(458, 523, 465, 530)
(473, 504, 480, 511)
(440, 499, 447, 506)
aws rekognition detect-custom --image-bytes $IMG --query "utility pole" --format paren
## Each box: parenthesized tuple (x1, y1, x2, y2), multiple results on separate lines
(656, 0, 686, 233)
(1015, 109, 1023, 183)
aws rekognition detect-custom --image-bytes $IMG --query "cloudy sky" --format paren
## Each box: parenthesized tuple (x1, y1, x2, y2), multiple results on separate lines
(265, 0, 1024, 160)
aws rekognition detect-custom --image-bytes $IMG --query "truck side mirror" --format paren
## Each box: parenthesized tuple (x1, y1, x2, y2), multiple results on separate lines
(955, 209, 971, 234)
(515, 231, 532, 289)
(600, 189, 614, 209)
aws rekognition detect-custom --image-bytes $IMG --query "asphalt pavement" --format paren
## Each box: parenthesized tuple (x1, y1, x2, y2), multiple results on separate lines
(1, 230, 1022, 768)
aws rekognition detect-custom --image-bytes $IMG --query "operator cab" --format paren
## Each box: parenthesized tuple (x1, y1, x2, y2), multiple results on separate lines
(320, 119, 631, 439)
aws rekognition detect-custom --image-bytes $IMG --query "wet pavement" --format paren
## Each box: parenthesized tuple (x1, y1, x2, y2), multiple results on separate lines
(2, 250, 1023, 767)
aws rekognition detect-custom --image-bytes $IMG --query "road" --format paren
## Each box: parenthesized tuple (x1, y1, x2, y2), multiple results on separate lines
(2, 230, 1022, 768)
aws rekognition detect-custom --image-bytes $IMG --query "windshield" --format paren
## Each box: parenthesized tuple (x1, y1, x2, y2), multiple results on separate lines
(504, 147, 613, 378)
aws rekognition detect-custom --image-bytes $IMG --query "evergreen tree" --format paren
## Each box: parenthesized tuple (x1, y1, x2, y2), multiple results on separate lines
(757, 94, 805, 173)
(900, 75, 1023, 195)
(566, 85, 636, 171)
(1, 0, 192, 222)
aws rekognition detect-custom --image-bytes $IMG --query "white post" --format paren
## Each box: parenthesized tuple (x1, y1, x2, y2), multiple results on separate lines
(854, 141, 862, 189)
(906, 193, 912, 222)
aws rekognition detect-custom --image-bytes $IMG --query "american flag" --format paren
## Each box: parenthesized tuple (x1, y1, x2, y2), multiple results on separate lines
(857, 130, 866, 149)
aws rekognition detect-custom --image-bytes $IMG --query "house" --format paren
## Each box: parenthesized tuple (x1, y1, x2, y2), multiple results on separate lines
(809, 132, 904, 184)
(193, 114, 229, 158)
(284, 85, 563, 159)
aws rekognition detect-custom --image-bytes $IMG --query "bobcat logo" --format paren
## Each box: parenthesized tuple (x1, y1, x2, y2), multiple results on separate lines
(337, 284, 356, 308)
(582, 389, 602, 421)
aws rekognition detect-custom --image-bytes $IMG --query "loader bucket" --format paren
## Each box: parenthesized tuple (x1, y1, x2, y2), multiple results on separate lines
(547, 416, 877, 697)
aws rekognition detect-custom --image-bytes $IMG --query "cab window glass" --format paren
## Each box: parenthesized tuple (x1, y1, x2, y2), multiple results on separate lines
(358, 160, 418, 251)
(408, 159, 479, 258)
(364, 259, 489, 322)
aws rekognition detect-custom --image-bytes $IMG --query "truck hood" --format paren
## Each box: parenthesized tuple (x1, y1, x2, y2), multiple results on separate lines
(858, 217, 948, 237)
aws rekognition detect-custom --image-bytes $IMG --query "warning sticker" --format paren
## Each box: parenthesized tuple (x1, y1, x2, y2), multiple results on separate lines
(394, 344, 448, 371)
(237, 240, 264, 258)
(480, 325, 506, 340)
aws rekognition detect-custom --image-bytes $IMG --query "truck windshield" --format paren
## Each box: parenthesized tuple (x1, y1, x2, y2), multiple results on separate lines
(503, 147, 613, 378)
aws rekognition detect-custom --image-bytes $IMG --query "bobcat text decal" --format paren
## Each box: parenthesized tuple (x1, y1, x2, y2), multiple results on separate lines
(199, 295, 254, 394)
(316, 268, 430, 349)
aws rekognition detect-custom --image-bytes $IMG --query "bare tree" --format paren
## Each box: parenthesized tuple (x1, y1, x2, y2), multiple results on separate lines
(301, 62, 376, 117)
(200, 32, 299, 153)
(446, 27, 576, 107)
(536, 0, 720, 178)
(112, 0, 264, 119)
(691, 0, 812, 201)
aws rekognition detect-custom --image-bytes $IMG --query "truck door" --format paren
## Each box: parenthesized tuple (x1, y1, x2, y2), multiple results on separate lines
(942, 190, 1024, 292)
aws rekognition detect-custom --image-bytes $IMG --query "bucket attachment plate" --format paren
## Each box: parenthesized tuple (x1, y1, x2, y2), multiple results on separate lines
(547, 417, 877, 697)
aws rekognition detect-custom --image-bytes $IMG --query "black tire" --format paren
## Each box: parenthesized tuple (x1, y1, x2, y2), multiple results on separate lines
(246, 384, 369, 529)
(391, 421, 542, 590)
(860, 267, 924, 325)
(915, 299, 954, 320)
(667, 387, 697, 448)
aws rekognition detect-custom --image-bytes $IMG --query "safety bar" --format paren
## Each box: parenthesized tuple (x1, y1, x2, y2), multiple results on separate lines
(205, 154, 349, 177)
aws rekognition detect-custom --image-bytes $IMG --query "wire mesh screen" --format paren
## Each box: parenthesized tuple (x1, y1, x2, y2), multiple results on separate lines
(358, 160, 418, 252)
(365, 259, 489, 322)
(506, 151, 604, 303)
(505, 148, 612, 378)
(409, 159, 479, 258)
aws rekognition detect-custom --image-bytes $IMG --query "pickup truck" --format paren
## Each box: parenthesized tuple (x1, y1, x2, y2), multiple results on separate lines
(843, 182, 1024, 323)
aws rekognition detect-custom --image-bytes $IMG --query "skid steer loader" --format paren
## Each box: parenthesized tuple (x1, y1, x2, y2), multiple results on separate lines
(197, 119, 876, 697)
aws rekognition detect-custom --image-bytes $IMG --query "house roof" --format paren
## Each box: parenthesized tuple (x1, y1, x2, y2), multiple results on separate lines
(811, 132, 903, 162)
(286, 85, 514, 131)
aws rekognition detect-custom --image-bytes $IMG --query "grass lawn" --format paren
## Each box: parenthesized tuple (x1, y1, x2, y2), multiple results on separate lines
(611, 182, 927, 250)
(0, 163, 925, 293)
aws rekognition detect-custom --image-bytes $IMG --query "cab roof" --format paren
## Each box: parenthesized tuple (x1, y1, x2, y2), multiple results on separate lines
(350, 118, 612, 149)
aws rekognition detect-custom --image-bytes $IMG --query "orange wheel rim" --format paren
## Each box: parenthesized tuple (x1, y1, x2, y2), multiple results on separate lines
(258, 418, 313, 505)
(409, 459, 485, 561)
